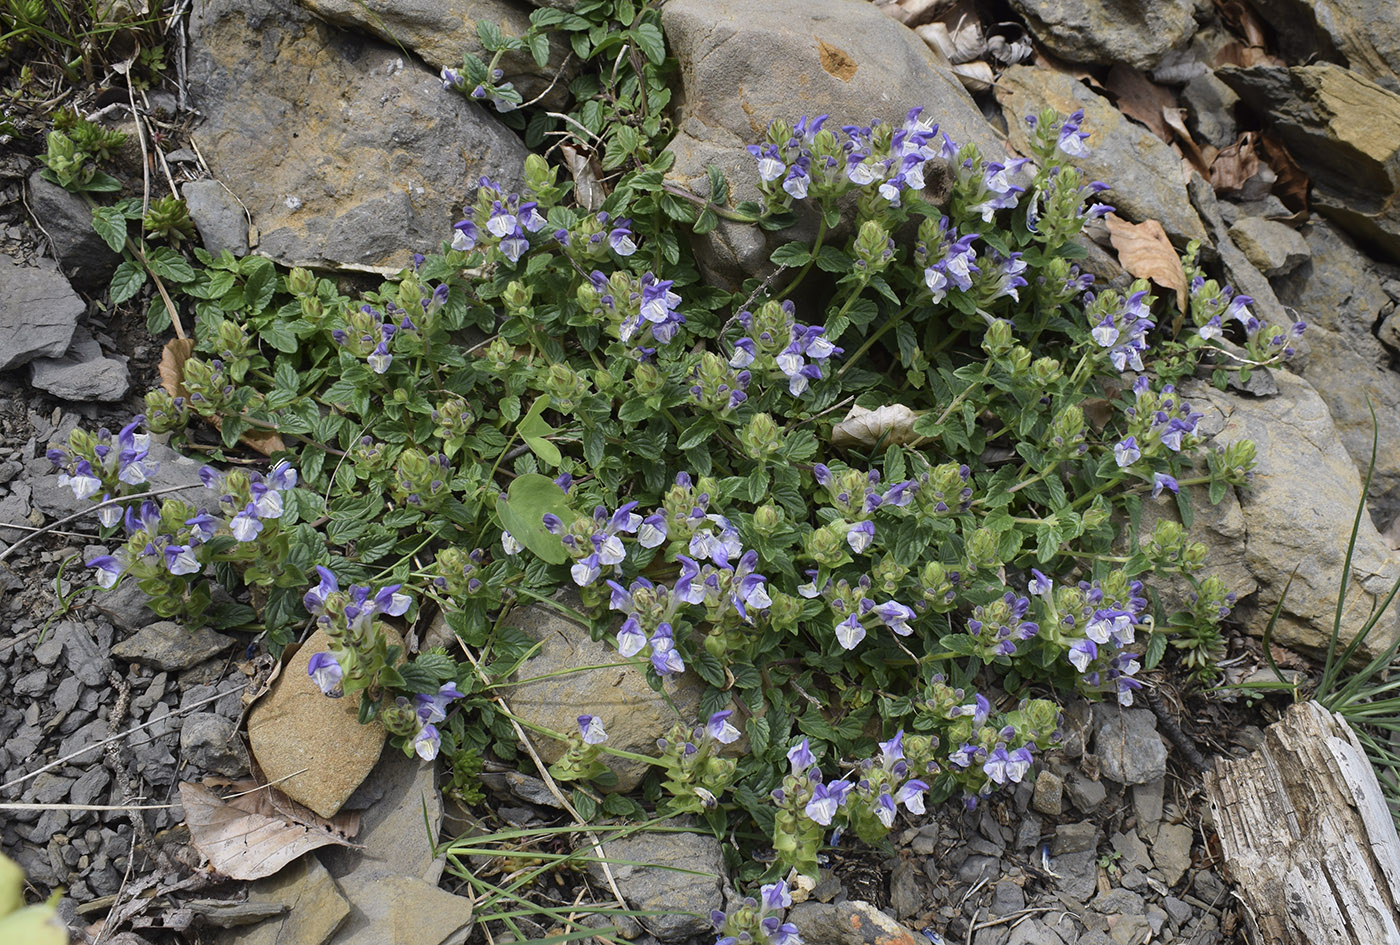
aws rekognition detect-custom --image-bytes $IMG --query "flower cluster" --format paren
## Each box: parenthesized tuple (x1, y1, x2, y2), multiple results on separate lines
(548, 714, 612, 782)
(1114, 377, 1205, 473)
(1086, 281, 1155, 373)
(451, 176, 549, 264)
(302, 565, 412, 699)
(656, 710, 742, 813)
(49, 416, 156, 518)
(442, 65, 518, 113)
(1188, 270, 1306, 363)
(711, 879, 802, 945)
(920, 679, 1060, 807)
(729, 299, 841, 396)
(553, 209, 637, 262)
(578, 268, 687, 352)
(1029, 570, 1147, 706)
(968, 591, 1040, 660)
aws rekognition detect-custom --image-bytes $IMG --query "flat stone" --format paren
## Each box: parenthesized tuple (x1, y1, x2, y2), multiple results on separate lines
(1052, 849, 1099, 904)
(1004, 918, 1066, 945)
(1064, 770, 1107, 813)
(1031, 769, 1063, 816)
(1109, 830, 1152, 874)
(1109, 914, 1152, 945)
(1052, 821, 1098, 855)
(321, 749, 445, 883)
(1162, 895, 1194, 925)
(14, 668, 48, 697)
(990, 879, 1025, 916)
(996, 66, 1207, 247)
(0, 256, 81, 372)
(1093, 706, 1166, 786)
(181, 180, 249, 256)
(956, 854, 1001, 884)
(1247, 0, 1400, 92)
(1228, 216, 1310, 277)
(219, 854, 350, 945)
(588, 830, 724, 941)
(1132, 776, 1164, 835)
(29, 333, 130, 402)
(1152, 822, 1194, 887)
(112, 622, 237, 672)
(55, 621, 110, 688)
(25, 172, 122, 292)
(188, 0, 531, 272)
(500, 599, 705, 791)
(246, 628, 388, 818)
(69, 767, 111, 807)
(788, 900, 928, 945)
(1006, 0, 1195, 70)
(1182, 73, 1240, 149)
(88, 581, 159, 633)
(180, 712, 250, 777)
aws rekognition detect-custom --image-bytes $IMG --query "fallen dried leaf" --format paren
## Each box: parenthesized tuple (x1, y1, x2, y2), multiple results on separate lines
(160, 339, 286, 456)
(1161, 107, 1210, 175)
(830, 404, 926, 450)
(951, 60, 995, 93)
(1212, 41, 1282, 69)
(1209, 132, 1260, 194)
(1104, 213, 1187, 313)
(560, 143, 607, 212)
(180, 781, 360, 881)
(1104, 64, 1175, 143)
(1256, 132, 1310, 213)
(916, 15, 984, 64)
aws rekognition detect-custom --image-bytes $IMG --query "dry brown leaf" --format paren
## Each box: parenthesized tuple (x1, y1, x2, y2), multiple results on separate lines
(830, 404, 926, 450)
(559, 143, 607, 212)
(160, 339, 286, 457)
(1161, 107, 1210, 175)
(951, 61, 995, 93)
(1215, 0, 1269, 51)
(180, 781, 360, 881)
(916, 15, 985, 64)
(1256, 132, 1310, 214)
(1209, 132, 1260, 194)
(1104, 64, 1175, 143)
(1212, 41, 1283, 69)
(1104, 213, 1187, 313)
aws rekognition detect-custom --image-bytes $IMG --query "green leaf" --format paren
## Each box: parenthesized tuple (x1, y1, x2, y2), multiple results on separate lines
(528, 32, 550, 68)
(145, 296, 172, 335)
(632, 21, 665, 64)
(260, 318, 299, 354)
(145, 246, 196, 283)
(91, 205, 128, 253)
(109, 259, 147, 304)
(1144, 631, 1168, 671)
(242, 257, 277, 313)
(518, 395, 561, 467)
(770, 241, 812, 267)
(495, 474, 570, 564)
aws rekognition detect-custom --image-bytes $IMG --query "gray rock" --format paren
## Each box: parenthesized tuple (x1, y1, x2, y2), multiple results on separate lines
(501, 598, 705, 791)
(180, 180, 248, 256)
(996, 66, 1207, 247)
(1006, 0, 1195, 70)
(111, 622, 236, 672)
(1131, 776, 1164, 835)
(323, 749, 445, 883)
(0, 255, 82, 372)
(788, 900, 928, 945)
(89, 580, 159, 632)
(1004, 917, 1066, 945)
(221, 854, 352, 945)
(589, 829, 723, 941)
(52, 676, 82, 715)
(1146, 905, 1168, 935)
(659, 0, 1002, 288)
(24, 772, 74, 805)
(1052, 821, 1098, 855)
(69, 767, 112, 807)
(55, 620, 110, 687)
(1246, 0, 1400, 92)
(1091, 887, 1145, 917)
(30, 437, 210, 520)
(888, 860, 921, 919)
(1181, 73, 1240, 149)
(1064, 771, 1107, 813)
(1152, 822, 1194, 887)
(1030, 769, 1063, 816)
(25, 172, 122, 293)
(1109, 915, 1152, 945)
(1187, 370, 1400, 656)
(14, 668, 47, 697)
(33, 635, 63, 666)
(297, 0, 574, 107)
(1162, 895, 1193, 925)
(1109, 830, 1152, 874)
(911, 822, 940, 855)
(990, 879, 1025, 916)
(179, 712, 250, 777)
(1219, 64, 1400, 262)
(1228, 216, 1310, 277)
(188, 0, 531, 272)
(29, 332, 130, 402)
(1093, 706, 1166, 786)
(956, 854, 1000, 883)
(1052, 849, 1099, 903)
(1013, 815, 1040, 851)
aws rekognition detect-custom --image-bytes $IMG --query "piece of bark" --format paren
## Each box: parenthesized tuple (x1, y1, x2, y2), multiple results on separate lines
(1205, 701, 1400, 944)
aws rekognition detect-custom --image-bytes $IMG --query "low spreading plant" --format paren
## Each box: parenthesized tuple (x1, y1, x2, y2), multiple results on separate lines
(43, 4, 1306, 937)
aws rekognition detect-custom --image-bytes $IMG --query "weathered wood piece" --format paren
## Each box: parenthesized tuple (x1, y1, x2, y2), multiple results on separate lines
(1205, 700, 1400, 944)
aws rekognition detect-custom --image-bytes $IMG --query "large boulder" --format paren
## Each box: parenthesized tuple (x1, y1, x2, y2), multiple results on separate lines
(995, 66, 1208, 248)
(1219, 64, 1400, 264)
(1245, 0, 1400, 92)
(1006, 0, 1196, 71)
(659, 0, 1003, 287)
(297, 0, 574, 107)
(1189, 370, 1400, 659)
(187, 0, 531, 272)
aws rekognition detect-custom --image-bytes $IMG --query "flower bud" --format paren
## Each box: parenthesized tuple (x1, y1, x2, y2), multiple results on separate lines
(753, 503, 782, 536)
(633, 362, 665, 398)
(853, 220, 894, 274)
(144, 389, 189, 434)
(966, 527, 1000, 571)
(805, 522, 850, 568)
(503, 280, 533, 315)
(1049, 404, 1085, 456)
(740, 412, 783, 460)
(286, 266, 317, 297)
(543, 362, 589, 412)
(380, 698, 420, 737)
(1030, 356, 1063, 387)
(872, 554, 908, 595)
(981, 319, 1014, 358)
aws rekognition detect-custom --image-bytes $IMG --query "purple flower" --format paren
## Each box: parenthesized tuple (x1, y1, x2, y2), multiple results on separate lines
(415, 682, 465, 724)
(571, 552, 602, 587)
(608, 221, 637, 256)
(230, 505, 264, 542)
(577, 714, 608, 745)
(787, 738, 815, 773)
(451, 218, 478, 252)
(1069, 638, 1097, 672)
(1114, 437, 1141, 468)
(87, 554, 124, 589)
(414, 723, 441, 760)
(895, 778, 928, 813)
(163, 544, 201, 576)
(307, 651, 343, 697)
(1152, 472, 1180, 497)
(846, 520, 875, 555)
(805, 779, 852, 825)
(374, 584, 412, 617)
(706, 710, 742, 744)
(835, 612, 865, 650)
(761, 880, 793, 911)
(617, 615, 646, 657)
(874, 600, 915, 636)
(304, 566, 338, 615)
(649, 624, 685, 675)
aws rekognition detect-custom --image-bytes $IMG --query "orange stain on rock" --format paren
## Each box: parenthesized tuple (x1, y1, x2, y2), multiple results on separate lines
(817, 38, 858, 81)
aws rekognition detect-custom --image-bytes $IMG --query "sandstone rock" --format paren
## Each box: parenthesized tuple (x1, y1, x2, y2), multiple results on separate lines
(332, 873, 472, 945)
(1181, 73, 1240, 149)
(788, 899, 928, 945)
(0, 256, 81, 372)
(297, 0, 574, 107)
(29, 333, 130, 402)
(181, 180, 249, 256)
(1270, 220, 1400, 527)
(112, 622, 237, 671)
(588, 830, 724, 941)
(1006, 0, 1196, 70)
(1218, 64, 1400, 262)
(187, 0, 531, 272)
(501, 597, 703, 791)
(1152, 822, 1194, 887)
(1227, 217, 1309, 277)
(247, 628, 388, 818)
(996, 66, 1207, 247)
(321, 749, 445, 883)
(26, 172, 122, 293)
(1189, 369, 1400, 657)
(1246, 0, 1400, 92)
(659, 0, 1002, 287)
(218, 855, 350, 945)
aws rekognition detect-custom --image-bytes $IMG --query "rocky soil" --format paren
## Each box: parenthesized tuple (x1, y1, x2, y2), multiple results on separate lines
(6, 0, 1400, 943)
